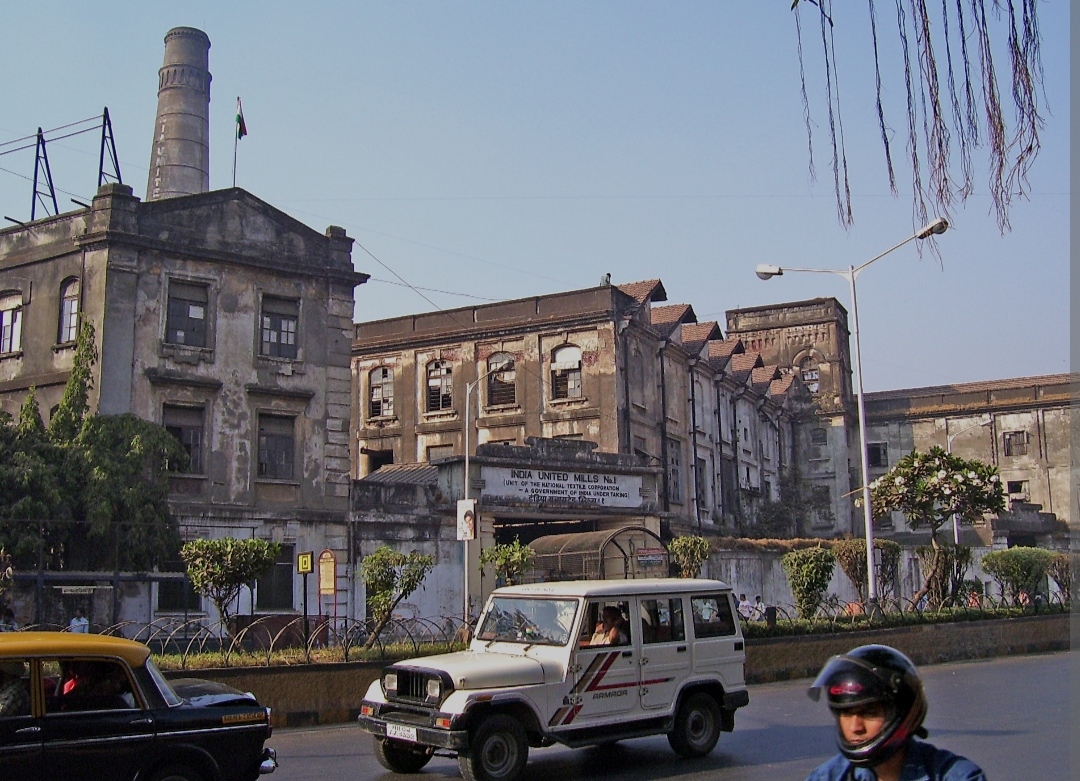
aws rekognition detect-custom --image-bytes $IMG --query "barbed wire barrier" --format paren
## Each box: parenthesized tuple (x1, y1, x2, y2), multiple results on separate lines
(9, 594, 1067, 665)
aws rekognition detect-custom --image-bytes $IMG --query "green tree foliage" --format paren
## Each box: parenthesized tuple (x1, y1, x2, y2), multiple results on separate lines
(832, 538, 901, 602)
(982, 547, 1055, 606)
(360, 546, 435, 649)
(181, 538, 281, 626)
(0, 548, 12, 602)
(667, 535, 711, 578)
(1047, 552, 1072, 603)
(781, 546, 835, 619)
(479, 537, 534, 586)
(865, 447, 1004, 608)
(0, 322, 185, 571)
(749, 471, 833, 538)
(914, 543, 973, 608)
(47, 321, 96, 444)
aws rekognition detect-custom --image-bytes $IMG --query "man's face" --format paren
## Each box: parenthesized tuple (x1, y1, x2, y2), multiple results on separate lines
(836, 702, 889, 744)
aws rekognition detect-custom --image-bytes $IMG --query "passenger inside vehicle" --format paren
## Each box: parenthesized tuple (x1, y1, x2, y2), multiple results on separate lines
(588, 605, 629, 646)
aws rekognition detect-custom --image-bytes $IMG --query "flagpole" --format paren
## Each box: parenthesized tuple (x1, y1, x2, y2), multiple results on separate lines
(232, 131, 238, 188)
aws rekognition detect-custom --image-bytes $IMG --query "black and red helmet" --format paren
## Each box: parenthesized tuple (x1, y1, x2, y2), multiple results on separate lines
(808, 644, 928, 767)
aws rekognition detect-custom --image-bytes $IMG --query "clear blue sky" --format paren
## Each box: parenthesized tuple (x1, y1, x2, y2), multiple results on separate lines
(1, 2, 1069, 391)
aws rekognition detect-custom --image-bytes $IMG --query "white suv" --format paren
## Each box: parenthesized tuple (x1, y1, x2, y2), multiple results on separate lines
(358, 578, 748, 781)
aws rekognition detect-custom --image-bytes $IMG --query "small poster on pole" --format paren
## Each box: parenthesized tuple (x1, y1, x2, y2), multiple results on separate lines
(457, 499, 476, 541)
(318, 550, 336, 596)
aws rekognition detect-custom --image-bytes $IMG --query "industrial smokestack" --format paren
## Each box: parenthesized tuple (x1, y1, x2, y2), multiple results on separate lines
(146, 27, 212, 201)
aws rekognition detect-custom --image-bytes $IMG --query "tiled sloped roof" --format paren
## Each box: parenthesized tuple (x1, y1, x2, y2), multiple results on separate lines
(680, 321, 723, 356)
(360, 463, 439, 485)
(616, 279, 668, 304)
(727, 351, 763, 384)
(864, 373, 1074, 402)
(768, 373, 797, 397)
(751, 365, 781, 392)
(650, 303, 696, 338)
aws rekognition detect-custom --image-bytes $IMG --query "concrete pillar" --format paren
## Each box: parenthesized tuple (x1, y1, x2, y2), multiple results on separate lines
(146, 27, 212, 201)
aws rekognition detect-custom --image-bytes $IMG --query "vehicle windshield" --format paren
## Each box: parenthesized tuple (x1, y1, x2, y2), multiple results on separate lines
(476, 597, 578, 646)
(145, 657, 183, 707)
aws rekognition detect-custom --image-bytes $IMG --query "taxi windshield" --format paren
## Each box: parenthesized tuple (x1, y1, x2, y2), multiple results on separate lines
(477, 597, 578, 646)
(145, 656, 183, 707)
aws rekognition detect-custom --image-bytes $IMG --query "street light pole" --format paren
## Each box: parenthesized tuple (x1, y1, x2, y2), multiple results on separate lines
(754, 217, 948, 603)
(462, 361, 510, 625)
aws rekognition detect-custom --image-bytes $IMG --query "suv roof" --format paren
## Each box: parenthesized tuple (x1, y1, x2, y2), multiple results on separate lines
(493, 577, 732, 599)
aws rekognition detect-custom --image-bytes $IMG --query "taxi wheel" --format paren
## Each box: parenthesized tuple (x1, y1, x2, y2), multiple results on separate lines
(667, 692, 721, 758)
(458, 714, 529, 781)
(150, 765, 203, 781)
(373, 736, 433, 773)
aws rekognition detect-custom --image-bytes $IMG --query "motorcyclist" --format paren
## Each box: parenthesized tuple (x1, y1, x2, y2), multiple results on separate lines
(804, 644, 986, 781)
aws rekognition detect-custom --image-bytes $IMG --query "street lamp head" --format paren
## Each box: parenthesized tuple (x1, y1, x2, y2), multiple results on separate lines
(755, 264, 783, 280)
(915, 217, 949, 239)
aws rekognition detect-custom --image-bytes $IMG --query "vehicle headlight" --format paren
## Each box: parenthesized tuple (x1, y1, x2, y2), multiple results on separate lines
(426, 678, 441, 699)
(383, 672, 398, 694)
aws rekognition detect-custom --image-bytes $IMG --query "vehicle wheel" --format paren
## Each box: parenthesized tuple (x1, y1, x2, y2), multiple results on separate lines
(667, 692, 722, 758)
(373, 736, 433, 773)
(458, 714, 529, 781)
(150, 766, 203, 781)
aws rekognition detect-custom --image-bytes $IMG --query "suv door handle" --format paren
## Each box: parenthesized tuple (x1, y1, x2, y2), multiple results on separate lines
(676, 645, 687, 653)
(14, 726, 41, 736)
(621, 650, 633, 658)
(129, 718, 153, 727)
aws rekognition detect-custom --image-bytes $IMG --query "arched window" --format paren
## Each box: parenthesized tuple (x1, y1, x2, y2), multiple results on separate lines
(551, 345, 582, 400)
(58, 278, 80, 344)
(426, 360, 453, 412)
(369, 367, 394, 418)
(0, 291, 23, 354)
(799, 357, 820, 394)
(486, 353, 516, 406)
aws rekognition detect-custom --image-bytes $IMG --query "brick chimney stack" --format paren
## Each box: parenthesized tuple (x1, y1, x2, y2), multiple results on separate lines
(146, 27, 212, 201)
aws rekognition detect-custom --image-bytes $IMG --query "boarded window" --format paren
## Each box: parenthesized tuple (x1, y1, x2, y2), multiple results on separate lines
(867, 442, 889, 468)
(369, 367, 394, 417)
(1003, 431, 1028, 457)
(426, 361, 453, 412)
(810, 428, 828, 446)
(163, 405, 204, 474)
(260, 296, 299, 359)
(258, 414, 295, 480)
(487, 353, 516, 406)
(551, 345, 582, 400)
(667, 439, 682, 504)
(256, 543, 294, 611)
(165, 281, 208, 347)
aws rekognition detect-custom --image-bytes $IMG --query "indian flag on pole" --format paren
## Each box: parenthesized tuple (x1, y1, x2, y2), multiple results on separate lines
(236, 97, 248, 140)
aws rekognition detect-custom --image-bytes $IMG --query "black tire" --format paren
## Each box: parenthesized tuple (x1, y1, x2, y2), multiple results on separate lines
(667, 692, 722, 758)
(458, 714, 529, 781)
(150, 766, 203, 781)
(373, 736, 433, 773)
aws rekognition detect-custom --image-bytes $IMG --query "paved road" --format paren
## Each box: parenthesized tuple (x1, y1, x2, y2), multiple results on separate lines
(269, 651, 1072, 781)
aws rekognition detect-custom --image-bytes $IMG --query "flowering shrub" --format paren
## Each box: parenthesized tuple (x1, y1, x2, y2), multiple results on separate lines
(864, 447, 1005, 540)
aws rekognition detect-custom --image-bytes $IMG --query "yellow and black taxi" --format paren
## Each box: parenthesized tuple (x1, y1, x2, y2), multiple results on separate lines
(0, 632, 276, 781)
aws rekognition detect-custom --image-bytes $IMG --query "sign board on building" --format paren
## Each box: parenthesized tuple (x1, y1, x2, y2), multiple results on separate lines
(296, 551, 314, 575)
(481, 466, 643, 508)
(457, 499, 476, 541)
(635, 547, 667, 566)
(318, 550, 336, 596)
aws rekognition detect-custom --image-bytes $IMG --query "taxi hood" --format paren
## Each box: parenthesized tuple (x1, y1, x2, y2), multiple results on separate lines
(393, 650, 549, 690)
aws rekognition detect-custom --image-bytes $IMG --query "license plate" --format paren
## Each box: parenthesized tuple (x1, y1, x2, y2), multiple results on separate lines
(386, 724, 418, 742)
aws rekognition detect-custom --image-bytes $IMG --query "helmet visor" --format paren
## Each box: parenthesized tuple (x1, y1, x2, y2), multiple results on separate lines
(807, 654, 897, 709)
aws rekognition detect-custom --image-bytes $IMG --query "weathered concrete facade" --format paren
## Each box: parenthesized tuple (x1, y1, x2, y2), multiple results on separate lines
(350, 280, 812, 614)
(0, 182, 367, 623)
(863, 374, 1072, 539)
